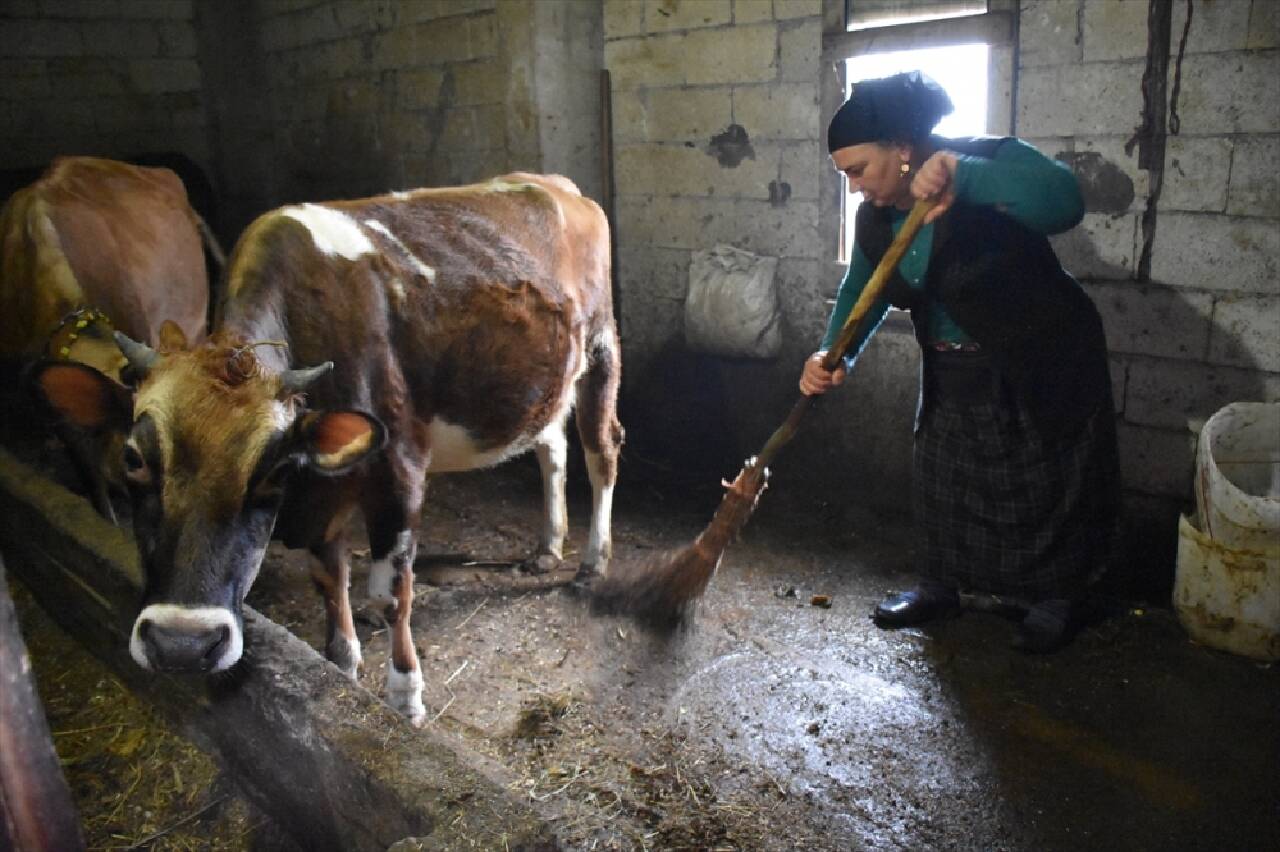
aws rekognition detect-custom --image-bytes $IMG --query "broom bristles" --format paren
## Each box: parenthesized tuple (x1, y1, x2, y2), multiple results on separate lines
(591, 460, 769, 628)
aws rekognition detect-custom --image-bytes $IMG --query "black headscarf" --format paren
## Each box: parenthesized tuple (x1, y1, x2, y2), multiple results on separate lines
(826, 71, 954, 152)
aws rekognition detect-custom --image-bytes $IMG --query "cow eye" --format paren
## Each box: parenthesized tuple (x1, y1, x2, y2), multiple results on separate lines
(248, 458, 297, 508)
(123, 444, 150, 484)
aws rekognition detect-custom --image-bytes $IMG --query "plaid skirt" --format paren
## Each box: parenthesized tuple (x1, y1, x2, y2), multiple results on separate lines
(914, 351, 1122, 601)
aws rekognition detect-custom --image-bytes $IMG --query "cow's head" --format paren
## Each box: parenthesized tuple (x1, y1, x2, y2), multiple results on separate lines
(29, 327, 385, 674)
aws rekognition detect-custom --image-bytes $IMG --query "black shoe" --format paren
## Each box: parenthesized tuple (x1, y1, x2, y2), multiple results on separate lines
(1011, 599, 1075, 654)
(873, 582, 960, 628)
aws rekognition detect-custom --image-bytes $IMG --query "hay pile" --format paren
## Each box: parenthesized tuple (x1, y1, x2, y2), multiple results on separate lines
(12, 580, 288, 851)
(496, 689, 783, 851)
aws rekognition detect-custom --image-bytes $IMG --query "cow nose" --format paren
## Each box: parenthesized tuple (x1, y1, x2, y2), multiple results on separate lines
(138, 619, 231, 673)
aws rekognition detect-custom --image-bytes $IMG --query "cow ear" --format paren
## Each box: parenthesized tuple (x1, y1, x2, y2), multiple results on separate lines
(27, 361, 133, 431)
(294, 410, 386, 474)
(158, 320, 188, 353)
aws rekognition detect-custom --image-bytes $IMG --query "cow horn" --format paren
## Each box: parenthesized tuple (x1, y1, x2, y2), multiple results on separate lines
(280, 361, 334, 395)
(114, 331, 158, 375)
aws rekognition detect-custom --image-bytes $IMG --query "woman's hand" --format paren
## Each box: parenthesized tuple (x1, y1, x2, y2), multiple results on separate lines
(799, 351, 846, 396)
(912, 151, 958, 223)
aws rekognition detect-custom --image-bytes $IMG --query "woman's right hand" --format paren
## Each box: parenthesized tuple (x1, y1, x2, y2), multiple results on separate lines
(799, 351, 846, 396)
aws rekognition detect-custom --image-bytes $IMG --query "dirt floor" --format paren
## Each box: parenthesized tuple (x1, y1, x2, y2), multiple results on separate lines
(10, 449, 1280, 851)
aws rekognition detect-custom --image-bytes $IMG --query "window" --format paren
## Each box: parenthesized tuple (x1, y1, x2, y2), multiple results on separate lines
(820, 0, 1015, 267)
(840, 44, 989, 261)
(847, 0, 987, 32)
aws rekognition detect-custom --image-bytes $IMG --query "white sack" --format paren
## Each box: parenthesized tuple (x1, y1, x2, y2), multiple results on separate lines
(684, 244, 780, 358)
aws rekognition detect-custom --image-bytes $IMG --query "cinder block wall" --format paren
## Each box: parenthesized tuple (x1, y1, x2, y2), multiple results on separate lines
(198, 0, 537, 237)
(2, 0, 602, 242)
(606, 0, 1279, 594)
(603, 0, 920, 486)
(0, 0, 210, 176)
(1021, 0, 1279, 585)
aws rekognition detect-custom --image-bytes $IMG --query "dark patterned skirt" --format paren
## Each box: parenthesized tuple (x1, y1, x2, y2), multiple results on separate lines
(913, 351, 1122, 601)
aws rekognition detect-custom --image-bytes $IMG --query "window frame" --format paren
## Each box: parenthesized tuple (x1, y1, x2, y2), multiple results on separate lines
(817, 0, 1017, 327)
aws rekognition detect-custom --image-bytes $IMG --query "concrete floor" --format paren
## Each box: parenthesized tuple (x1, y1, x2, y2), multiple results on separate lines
(246, 459, 1279, 851)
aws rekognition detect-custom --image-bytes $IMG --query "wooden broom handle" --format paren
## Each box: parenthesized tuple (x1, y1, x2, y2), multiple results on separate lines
(753, 197, 936, 470)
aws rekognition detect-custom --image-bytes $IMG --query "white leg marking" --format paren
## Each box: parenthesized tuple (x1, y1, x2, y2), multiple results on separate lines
(386, 665, 426, 725)
(535, 427, 568, 558)
(368, 559, 396, 608)
(130, 604, 243, 673)
(325, 632, 361, 680)
(584, 449, 615, 570)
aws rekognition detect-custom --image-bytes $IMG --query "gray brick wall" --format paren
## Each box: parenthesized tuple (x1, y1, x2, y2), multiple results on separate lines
(226, 0, 512, 207)
(0, 0, 208, 175)
(604, 0, 1278, 577)
(1029, 0, 1279, 508)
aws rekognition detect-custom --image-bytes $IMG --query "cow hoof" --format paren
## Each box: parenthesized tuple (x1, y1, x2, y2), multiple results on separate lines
(386, 667, 426, 725)
(327, 635, 362, 681)
(568, 563, 600, 594)
(522, 552, 562, 575)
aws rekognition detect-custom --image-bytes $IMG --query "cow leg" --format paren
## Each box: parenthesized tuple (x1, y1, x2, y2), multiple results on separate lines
(364, 459, 427, 725)
(573, 333, 623, 583)
(526, 424, 568, 574)
(367, 527, 423, 724)
(308, 537, 361, 680)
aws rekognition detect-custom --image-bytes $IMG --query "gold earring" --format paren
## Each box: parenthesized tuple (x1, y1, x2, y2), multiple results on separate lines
(900, 162, 911, 175)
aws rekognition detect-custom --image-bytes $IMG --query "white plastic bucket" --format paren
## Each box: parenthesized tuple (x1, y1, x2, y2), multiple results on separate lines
(1174, 401, 1280, 661)
(1194, 402, 1280, 550)
(1174, 515, 1280, 662)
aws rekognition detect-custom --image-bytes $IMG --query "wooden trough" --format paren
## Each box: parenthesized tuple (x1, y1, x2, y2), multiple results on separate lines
(0, 447, 557, 852)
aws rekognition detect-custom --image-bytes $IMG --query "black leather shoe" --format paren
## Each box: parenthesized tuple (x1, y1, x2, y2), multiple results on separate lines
(1011, 599, 1074, 654)
(873, 583, 960, 628)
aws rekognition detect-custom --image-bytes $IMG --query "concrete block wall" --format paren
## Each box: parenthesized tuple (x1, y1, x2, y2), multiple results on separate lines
(199, 0, 517, 236)
(0, 0, 209, 177)
(1020, 0, 1280, 576)
(198, 0, 600, 238)
(603, 0, 913, 482)
(605, 0, 1277, 593)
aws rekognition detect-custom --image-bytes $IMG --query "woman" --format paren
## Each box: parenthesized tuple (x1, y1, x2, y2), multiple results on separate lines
(803, 71, 1121, 653)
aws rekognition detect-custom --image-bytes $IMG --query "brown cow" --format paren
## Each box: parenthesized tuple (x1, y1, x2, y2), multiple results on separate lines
(31, 173, 622, 724)
(0, 156, 216, 521)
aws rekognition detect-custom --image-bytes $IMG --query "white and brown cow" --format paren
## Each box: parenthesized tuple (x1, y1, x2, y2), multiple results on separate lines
(1, 156, 216, 522)
(31, 173, 622, 724)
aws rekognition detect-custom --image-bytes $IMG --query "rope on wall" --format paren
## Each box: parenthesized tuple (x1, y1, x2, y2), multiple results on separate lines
(1168, 0, 1193, 135)
(1125, 0, 1193, 283)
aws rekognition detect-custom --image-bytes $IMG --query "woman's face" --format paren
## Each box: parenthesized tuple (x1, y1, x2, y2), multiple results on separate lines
(830, 142, 912, 208)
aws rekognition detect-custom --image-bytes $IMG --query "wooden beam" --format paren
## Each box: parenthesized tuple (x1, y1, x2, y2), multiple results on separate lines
(0, 554, 86, 852)
(0, 448, 556, 852)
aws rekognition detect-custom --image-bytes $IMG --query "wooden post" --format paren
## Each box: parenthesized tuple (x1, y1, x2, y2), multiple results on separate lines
(0, 554, 87, 852)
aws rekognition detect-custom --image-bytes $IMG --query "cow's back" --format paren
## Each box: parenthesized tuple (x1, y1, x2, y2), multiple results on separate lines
(0, 156, 208, 358)
(221, 174, 614, 486)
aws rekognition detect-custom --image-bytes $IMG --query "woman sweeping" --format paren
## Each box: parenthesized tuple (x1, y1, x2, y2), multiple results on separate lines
(802, 71, 1122, 652)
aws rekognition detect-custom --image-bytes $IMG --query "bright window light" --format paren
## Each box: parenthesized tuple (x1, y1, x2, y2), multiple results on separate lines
(841, 44, 989, 261)
(847, 0, 987, 32)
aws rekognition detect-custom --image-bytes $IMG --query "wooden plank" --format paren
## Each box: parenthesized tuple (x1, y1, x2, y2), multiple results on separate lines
(0, 554, 87, 852)
(0, 448, 557, 852)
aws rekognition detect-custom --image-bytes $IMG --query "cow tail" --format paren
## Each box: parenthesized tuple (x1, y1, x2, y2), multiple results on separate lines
(194, 213, 227, 332)
(195, 212, 227, 271)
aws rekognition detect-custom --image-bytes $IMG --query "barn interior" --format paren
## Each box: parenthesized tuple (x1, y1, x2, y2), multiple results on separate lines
(1, 1, 1277, 850)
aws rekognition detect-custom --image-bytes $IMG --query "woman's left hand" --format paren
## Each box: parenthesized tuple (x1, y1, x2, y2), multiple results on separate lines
(912, 151, 958, 223)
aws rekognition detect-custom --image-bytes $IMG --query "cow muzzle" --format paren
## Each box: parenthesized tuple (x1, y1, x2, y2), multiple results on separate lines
(130, 604, 243, 673)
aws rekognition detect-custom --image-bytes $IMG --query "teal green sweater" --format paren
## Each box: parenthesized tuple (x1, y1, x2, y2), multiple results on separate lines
(820, 138, 1084, 359)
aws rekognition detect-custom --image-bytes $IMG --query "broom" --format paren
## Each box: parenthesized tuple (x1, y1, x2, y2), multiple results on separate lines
(592, 197, 936, 627)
